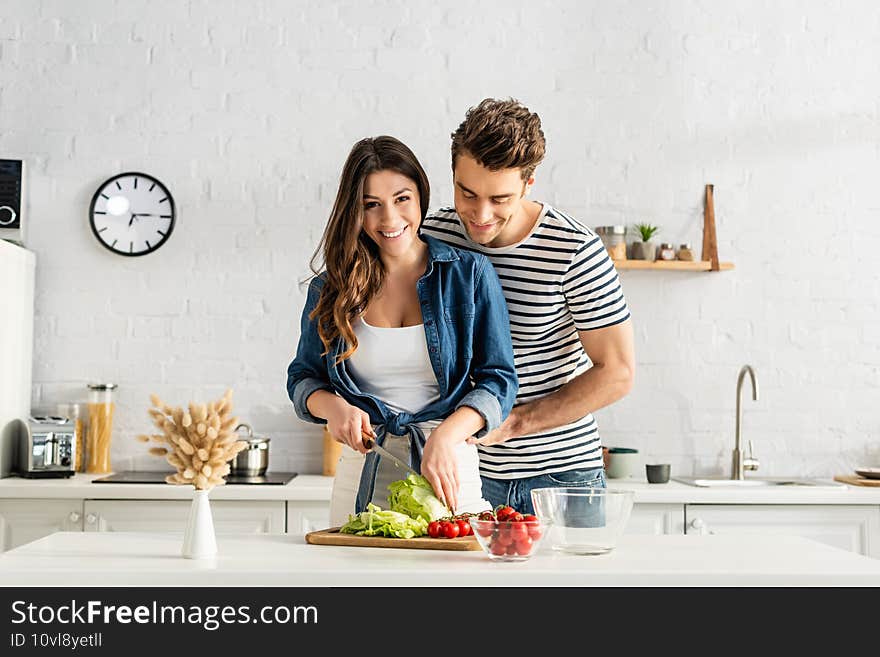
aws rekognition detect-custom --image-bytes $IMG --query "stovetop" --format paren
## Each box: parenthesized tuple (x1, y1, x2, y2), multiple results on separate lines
(91, 471, 297, 485)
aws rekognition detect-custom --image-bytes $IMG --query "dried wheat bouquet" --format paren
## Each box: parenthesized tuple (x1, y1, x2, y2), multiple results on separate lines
(137, 388, 248, 490)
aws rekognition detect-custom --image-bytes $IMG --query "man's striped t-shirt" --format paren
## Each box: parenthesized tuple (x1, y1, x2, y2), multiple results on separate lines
(420, 204, 631, 480)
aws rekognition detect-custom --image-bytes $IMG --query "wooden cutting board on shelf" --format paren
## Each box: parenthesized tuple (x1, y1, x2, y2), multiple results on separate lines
(833, 474, 880, 487)
(305, 527, 481, 551)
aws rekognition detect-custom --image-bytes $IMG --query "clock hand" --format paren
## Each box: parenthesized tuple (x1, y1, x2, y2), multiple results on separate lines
(129, 213, 136, 227)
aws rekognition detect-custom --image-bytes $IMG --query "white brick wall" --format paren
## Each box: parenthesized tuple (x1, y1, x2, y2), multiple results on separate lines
(3, 1, 879, 478)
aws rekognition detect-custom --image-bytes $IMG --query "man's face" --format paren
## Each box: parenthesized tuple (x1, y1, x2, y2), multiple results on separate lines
(453, 153, 534, 247)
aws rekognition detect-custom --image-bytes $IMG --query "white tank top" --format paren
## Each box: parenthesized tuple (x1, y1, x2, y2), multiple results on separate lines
(346, 317, 441, 415)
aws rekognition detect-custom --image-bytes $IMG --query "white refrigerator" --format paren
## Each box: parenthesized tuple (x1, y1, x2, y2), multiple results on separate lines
(0, 238, 35, 477)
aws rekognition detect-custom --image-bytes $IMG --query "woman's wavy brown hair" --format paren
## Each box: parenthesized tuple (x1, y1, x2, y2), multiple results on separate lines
(308, 136, 430, 363)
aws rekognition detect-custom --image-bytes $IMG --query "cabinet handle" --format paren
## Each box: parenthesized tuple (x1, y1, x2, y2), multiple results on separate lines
(690, 517, 704, 529)
(85, 513, 97, 525)
(68, 512, 81, 522)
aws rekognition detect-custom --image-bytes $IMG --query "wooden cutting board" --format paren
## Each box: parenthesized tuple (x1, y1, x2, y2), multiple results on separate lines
(305, 527, 481, 551)
(833, 474, 880, 487)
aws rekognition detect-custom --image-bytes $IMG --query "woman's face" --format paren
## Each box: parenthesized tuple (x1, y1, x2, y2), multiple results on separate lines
(361, 169, 423, 260)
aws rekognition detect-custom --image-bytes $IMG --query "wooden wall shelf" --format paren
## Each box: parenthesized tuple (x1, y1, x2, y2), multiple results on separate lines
(614, 260, 734, 271)
(614, 184, 734, 273)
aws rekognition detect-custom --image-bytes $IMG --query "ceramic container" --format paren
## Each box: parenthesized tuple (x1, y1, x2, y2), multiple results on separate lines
(605, 447, 639, 479)
(646, 463, 671, 484)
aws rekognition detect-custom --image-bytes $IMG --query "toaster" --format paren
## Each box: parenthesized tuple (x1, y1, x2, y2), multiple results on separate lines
(17, 415, 76, 478)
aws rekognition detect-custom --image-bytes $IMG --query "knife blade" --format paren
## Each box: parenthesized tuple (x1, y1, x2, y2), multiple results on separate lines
(361, 431, 419, 478)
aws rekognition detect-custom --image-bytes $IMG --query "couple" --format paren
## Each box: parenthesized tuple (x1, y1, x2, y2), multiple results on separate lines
(287, 98, 635, 526)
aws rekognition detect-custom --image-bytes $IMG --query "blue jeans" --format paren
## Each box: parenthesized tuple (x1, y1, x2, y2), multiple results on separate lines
(480, 467, 607, 516)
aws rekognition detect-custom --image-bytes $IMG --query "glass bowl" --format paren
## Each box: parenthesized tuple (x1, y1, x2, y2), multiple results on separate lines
(530, 487, 634, 555)
(469, 516, 546, 562)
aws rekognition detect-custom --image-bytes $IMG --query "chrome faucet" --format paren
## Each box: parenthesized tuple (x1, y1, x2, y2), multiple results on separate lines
(732, 365, 759, 480)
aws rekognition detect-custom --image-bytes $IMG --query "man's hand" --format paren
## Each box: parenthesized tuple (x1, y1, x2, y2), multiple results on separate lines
(465, 411, 521, 447)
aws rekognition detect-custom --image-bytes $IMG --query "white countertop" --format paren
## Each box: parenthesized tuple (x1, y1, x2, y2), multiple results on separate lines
(1, 472, 878, 505)
(2, 531, 879, 586)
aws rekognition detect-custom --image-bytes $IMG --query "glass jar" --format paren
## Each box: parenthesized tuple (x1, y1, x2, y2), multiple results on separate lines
(595, 225, 627, 261)
(86, 383, 117, 474)
(677, 243, 695, 261)
(657, 242, 676, 261)
(56, 402, 87, 472)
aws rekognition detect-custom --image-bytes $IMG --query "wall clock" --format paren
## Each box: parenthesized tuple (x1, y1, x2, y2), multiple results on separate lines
(89, 172, 175, 256)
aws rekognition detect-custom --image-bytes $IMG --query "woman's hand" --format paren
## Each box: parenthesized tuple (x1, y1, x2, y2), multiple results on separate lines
(420, 407, 485, 513)
(420, 427, 461, 514)
(309, 392, 372, 454)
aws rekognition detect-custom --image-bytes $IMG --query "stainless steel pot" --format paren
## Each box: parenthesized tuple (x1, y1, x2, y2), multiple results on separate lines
(231, 422, 269, 476)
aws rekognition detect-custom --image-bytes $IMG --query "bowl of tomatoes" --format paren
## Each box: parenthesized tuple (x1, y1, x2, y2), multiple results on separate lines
(468, 506, 546, 562)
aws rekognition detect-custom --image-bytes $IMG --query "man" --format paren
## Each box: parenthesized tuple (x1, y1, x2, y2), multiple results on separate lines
(420, 98, 635, 514)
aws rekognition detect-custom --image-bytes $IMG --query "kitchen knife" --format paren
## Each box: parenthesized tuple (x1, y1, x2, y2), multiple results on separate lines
(361, 431, 419, 478)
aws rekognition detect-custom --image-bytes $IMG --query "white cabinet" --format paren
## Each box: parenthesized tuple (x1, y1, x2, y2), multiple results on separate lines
(286, 501, 330, 535)
(83, 500, 286, 534)
(0, 499, 84, 551)
(685, 505, 880, 558)
(627, 504, 684, 535)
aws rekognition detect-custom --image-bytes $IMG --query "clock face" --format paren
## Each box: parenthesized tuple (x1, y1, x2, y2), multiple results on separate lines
(89, 172, 175, 256)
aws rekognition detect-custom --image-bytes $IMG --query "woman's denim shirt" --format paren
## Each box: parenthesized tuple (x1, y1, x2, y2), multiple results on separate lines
(287, 234, 517, 512)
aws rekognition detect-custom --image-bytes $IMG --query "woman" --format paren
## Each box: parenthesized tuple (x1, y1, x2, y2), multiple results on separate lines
(287, 136, 517, 525)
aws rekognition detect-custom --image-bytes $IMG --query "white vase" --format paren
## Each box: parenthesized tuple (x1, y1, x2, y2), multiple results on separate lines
(181, 488, 217, 559)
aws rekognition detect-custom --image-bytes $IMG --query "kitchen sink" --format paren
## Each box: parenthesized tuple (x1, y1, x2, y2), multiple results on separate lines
(672, 476, 846, 488)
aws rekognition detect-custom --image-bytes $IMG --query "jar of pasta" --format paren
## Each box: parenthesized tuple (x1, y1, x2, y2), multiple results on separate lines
(595, 225, 627, 260)
(86, 383, 117, 474)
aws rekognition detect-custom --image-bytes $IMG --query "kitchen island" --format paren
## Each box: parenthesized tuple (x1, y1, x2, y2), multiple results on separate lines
(2, 474, 879, 557)
(2, 530, 879, 586)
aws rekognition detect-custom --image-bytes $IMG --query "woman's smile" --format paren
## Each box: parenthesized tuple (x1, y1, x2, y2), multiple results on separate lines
(378, 226, 407, 239)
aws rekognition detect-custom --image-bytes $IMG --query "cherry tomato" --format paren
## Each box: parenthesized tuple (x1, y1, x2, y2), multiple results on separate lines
(515, 536, 533, 555)
(442, 521, 460, 539)
(527, 523, 543, 541)
(490, 540, 507, 555)
(495, 505, 515, 521)
(474, 521, 495, 538)
(427, 521, 442, 538)
(522, 514, 539, 523)
(508, 512, 524, 523)
(508, 522, 529, 540)
(505, 543, 518, 555)
(456, 519, 471, 537)
(494, 528, 513, 546)
(478, 511, 495, 521)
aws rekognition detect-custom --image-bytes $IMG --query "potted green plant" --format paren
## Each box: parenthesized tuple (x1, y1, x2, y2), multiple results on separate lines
(630, 223, 660, 260)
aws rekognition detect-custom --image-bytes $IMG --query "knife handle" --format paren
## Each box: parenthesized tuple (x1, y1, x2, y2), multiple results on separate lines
(361, 430, 375, 450)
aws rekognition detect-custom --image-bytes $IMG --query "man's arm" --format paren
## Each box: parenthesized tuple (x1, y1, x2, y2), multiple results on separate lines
(469, 319, 635, 445)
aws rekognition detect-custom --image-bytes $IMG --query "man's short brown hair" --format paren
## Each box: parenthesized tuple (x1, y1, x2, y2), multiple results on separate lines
(451, 98, 546, 181)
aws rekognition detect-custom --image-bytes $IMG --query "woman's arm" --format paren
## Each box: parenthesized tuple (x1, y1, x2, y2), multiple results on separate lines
(286, 278, 336, 423)
(421, 255, 518, 511)
(453, 255, 518, 435)
(287, 279, 373, 453)
(420, 405, 484, 513)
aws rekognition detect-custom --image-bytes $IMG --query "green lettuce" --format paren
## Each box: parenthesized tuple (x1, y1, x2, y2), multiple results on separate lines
(339, 503, 428, 538)
(388, 473, 449, 523)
